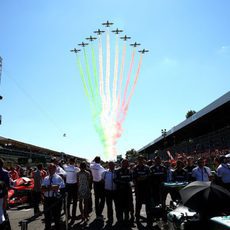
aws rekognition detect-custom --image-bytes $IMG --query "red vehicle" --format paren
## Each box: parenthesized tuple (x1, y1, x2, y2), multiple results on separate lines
(8, 177, 34, 206)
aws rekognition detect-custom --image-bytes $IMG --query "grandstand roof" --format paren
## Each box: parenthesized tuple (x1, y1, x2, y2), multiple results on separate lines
(139, 91, 230, 153)
(0, 136, 86, 161)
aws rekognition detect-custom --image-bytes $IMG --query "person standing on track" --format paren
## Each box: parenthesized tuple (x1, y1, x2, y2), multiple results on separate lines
(41, 163, 65, 230)
(63, 157, 80, 224)
(90, 156, 105, 219)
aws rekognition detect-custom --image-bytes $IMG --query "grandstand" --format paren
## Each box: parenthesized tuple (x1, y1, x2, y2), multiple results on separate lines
(138, 91, 230, 160)
(0, 136, 85, 165)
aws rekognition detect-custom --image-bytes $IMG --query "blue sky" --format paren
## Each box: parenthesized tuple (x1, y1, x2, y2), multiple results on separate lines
(0, 0, 229, 161)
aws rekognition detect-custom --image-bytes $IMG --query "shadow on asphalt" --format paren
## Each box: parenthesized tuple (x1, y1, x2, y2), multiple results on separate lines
(69, 218, 161, 230)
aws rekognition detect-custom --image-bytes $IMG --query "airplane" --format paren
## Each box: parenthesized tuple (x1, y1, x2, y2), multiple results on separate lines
(120, 35, 131, 41)
(112, 28, 123, 34)
(130, 42, 141, 47)
(70, 48, 81, 53)
(78, 42, 88, 47)
(86, 36, 97, 41)
(94, 29, 105, 35)
(139, 49, 149, 54)
(102, 20, 113, 27)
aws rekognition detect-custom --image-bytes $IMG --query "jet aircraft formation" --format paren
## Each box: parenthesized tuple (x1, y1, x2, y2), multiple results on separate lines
(70, 20, 148, 54)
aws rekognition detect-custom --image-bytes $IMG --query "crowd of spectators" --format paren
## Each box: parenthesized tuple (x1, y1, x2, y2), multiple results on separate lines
(0, 147, 229, 229)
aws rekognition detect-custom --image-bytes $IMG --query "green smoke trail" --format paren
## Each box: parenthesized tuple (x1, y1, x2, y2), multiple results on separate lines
(77, 55, 90, 99)
(90, 44, 106, 149)
(77, 48, 107, 156)
(83, 48, 94, 100)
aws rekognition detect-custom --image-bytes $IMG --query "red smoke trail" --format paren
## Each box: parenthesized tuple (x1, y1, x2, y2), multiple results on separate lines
(116, 43, 126, 112)
(124, 53, 143, 113)
(121, 49, 136, 111)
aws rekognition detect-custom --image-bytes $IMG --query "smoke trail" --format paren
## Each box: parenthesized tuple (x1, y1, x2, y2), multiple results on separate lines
(97, 34, 110, 156)
(98, 35, 104, 98)
(124, 53, 143, 117)
(116, 42, 126, 117)
(91, 45, 99, 98)
(78, 44, 107, 154)
(112, 34, 119, 111)
(83, 48, 94, 101)
(77, 55, 90, 99)
(120, 48, 136, 115)
(105, 29, 111, 113)
(90, 43, 103, 134)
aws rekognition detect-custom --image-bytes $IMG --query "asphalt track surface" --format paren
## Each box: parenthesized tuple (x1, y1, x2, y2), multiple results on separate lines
(8, 199, 169, 230)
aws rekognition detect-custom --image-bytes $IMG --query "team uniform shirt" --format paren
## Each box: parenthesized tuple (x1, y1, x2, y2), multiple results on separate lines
(150, 165, 167, 185)
(42, 173, 65, 198)
(63, 165, 80, 184)
(192, 166, 211, 182)
(165, 167, 173, 182)
(184, 165, 196, 182)
(133, 164, 150, 202)
(114, 168, 133, 190)
(90, 162, 105, 182)
(172, 169, 188, 182)
(217, 163, 230, 183)
(102, 170, 117, 191)
(133, 164, 150, 184)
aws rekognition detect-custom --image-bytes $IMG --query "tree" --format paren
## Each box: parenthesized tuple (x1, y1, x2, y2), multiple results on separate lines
(125, 148, 138, 161)
(186, 110, 196, 119)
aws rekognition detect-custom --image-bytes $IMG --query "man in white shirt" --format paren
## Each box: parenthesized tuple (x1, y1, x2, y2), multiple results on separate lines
(42, 163, 65, 230)
(51, 157, 66, 179)
(90, 156, 105, 219)
(63, 158, 80, 224)
(192, 158, 212, 182)
(217, 155, 230, 191)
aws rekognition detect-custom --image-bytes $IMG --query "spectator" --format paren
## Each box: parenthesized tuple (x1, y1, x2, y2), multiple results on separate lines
(63, 157, 80, 224)
(172, 160, 188, 182)
(184, 157, 195, 182)
(51, 157, 66, 179)
(77, 162, 92, 222)
(0, 159, 10, 189)
(0, 181, 10, 229)
(9, 166, 19, 181)
(32, 164, 43, 215)
(101, 161, 118, 226)
(216, 155, 230, 191)
(41, 163, 65, 230)
(114, 159, 133, 226)
(192, 158, 212, 182)
(133, 155, 151, 226)
(150, 156, 166, 206)
(90, 156, 105, 219)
